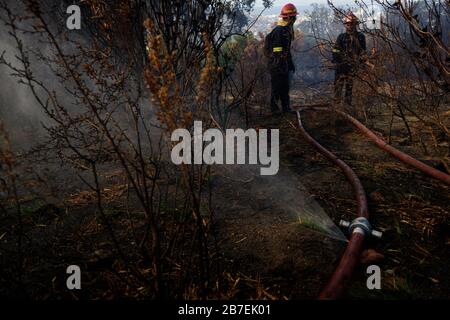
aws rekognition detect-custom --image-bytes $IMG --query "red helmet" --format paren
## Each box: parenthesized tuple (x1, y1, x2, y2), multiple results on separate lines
(343, 12, 359, 25)
(280, 3, 299, 18)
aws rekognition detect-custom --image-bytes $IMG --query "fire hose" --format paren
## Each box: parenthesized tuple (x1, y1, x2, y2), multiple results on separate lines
(296, 104, 450, 185)
(290, 104, 450, 299)
(290, 108, 372, 299)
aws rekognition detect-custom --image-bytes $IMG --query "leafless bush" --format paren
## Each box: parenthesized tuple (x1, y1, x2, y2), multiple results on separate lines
(0, 0, 271, 298)
(355, 0, 449, 168)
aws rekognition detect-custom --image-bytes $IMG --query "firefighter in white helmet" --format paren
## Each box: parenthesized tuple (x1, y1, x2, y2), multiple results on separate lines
(332, 12, 367, 109)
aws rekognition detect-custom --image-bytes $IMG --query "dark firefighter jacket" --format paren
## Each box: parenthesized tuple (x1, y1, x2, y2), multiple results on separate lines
(332, 31, 367, 74)
(264, 25, 295, 75)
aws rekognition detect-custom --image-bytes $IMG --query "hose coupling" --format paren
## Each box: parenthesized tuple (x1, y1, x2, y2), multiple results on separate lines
(339, 217, 382, 239)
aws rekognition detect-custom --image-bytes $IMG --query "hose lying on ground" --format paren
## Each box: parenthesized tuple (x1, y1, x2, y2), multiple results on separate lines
(294, 104, 450, 186)
(291, 103, 449, 299)
(289, 111, 369, 300)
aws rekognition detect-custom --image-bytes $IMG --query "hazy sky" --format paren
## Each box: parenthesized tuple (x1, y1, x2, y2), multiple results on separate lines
(255, 0, 353, 7)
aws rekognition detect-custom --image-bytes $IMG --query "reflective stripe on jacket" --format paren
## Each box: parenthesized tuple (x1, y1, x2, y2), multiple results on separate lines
(264, 25, 295, 75)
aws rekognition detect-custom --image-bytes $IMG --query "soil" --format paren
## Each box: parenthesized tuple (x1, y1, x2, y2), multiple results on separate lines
(215, 90, 449, 299)
(1, 90, 449, 300)
(211, 165, 345, 299)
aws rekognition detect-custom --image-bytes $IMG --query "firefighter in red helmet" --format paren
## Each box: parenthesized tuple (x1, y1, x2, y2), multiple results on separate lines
(332, 12, 367, 109)
(264, 3, 298, 114)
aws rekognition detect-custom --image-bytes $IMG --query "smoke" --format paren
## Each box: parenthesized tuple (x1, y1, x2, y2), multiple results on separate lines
(218, 164, 346, 241)
(0, 1, 345, 242)
(0, 1, 67, 149)
(0, 30, 48, 147)
(0, 4, 160, 153)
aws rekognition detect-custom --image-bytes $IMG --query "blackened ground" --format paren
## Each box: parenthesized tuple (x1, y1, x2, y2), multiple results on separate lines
(229, 96, 449, 299)
(1, 94, 448, 299)
(211, 165, 345, 299)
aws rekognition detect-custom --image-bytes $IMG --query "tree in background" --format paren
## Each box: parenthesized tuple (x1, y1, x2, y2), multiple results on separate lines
(0, 0, 272, 299)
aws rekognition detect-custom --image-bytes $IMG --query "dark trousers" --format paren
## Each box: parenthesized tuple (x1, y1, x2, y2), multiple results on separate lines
(270, 73, 290, 113)
(334, 72, 354, 106)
